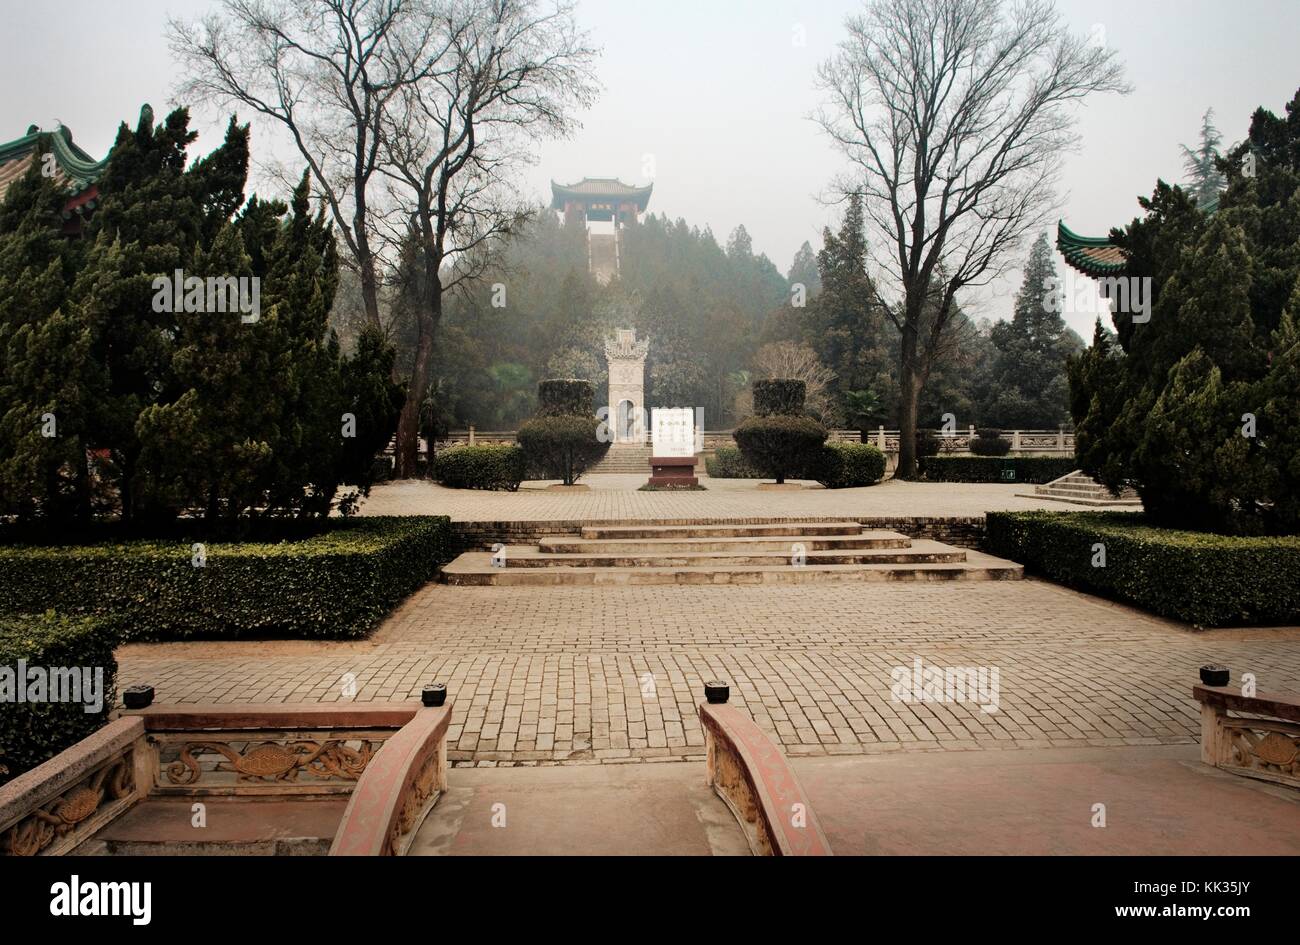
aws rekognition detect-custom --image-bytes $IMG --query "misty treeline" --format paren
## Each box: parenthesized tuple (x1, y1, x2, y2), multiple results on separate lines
(328, 196, 1083, 436)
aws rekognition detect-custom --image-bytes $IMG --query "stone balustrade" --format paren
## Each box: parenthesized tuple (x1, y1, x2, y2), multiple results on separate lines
(1193, 684, 1300, 790)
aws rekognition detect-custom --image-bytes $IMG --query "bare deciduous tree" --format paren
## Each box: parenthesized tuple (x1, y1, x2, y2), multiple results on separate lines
(170, 0, 433, 330)
(815, 0, 1128, 478)
(378, 0, 597, 476)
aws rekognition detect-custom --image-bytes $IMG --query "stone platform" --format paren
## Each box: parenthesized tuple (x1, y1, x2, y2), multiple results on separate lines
(440, 519, 1023, 585)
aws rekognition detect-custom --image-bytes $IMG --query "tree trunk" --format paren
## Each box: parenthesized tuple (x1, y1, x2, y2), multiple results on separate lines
(393, 260, 442, 479)
(896, 324, 921, 480)
(394, 326, 433, 478)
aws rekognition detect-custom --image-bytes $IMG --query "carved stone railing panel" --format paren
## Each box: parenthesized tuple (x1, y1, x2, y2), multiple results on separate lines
(0, 718, 144, 857)
(699, 701, 832, 857)
(330, 705, 451, 856)
(1194, 684, 1300, 791)
(151, 731, 392, 794)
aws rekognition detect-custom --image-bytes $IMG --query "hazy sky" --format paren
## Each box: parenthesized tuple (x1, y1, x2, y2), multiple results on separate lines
(1, 0, 1294, 337)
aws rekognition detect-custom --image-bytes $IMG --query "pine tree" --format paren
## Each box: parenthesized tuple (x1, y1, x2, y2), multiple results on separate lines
(981, 233, 1083, 427)
(1180, 108, 1227, 209)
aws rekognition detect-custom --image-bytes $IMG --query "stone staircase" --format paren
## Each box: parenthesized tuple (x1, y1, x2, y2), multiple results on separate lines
(587, 444, 653, 474)
(440, 520, 1022, 585)
(1024, 470, 1142, 507)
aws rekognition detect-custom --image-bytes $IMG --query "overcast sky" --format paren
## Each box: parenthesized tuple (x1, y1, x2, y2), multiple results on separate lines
(1, 0, 1294, 337)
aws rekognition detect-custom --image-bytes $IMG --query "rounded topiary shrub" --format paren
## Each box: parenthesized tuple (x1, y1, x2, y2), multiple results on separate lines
(813, 441, 886, 488)
(735, 378, 826, 483)
(734, 415, 828, 484)
(537, 378, 596, 417)
(705, 445, 763, 479)
(432, 444, 526, 491)
(517, 415, 609, 485)
(969, 428, 1011, 456)
(752, 379, 807, 416)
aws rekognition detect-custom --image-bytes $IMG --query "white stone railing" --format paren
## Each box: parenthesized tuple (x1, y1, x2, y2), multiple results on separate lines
(428, 427, 1075, 454)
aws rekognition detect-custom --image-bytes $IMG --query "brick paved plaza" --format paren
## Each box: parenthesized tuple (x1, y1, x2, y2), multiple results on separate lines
(118, 575, 1300, 767)
(357, 475, 1074, 520)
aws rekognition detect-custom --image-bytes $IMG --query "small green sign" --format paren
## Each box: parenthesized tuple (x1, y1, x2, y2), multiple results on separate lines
(1001, 468, 1016, 481)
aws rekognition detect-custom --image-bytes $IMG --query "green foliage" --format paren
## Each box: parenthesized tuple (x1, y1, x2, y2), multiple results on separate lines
(752, 378, 807, 416)
(0, 517, 449, 642)
(978, 233, 1084, 427)
(733, 415, 827, 484)
(969, 429, 1011, 456)
(517, 415, 608, 485)
(537, 378, 595, 416)
(0, 613, 117, 784)
(985, 511, 1300, 626)
(1070, 88, 1300, 533)
(433, 444, 526, 491)
(0, 109, 401, 528)
(705, 445, 763, 478)
(915, 430, 940, 457)
(921, 456, 1076, 483)
(812, 441, 885, 488)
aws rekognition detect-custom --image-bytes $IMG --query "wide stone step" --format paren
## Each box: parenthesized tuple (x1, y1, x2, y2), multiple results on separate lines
(1036, 484, 1112, 496)
(539, 531, 912, 554)
(580, 521, 866, 540)
(440, 549, 1022, 585)
(501, 542, 964, 569)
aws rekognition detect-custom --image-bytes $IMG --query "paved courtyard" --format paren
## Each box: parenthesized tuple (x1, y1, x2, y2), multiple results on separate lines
(117, 578, 1300, 767)
(356, 476, 1080, 520)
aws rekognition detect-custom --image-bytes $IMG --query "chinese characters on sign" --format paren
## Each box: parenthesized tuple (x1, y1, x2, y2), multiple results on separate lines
(652, 408, 696, 457)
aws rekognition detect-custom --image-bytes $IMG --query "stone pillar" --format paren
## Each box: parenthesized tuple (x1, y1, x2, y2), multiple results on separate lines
(604, 329, 649, 445)
(876, 425, 886, 451)
(1011, 430, 1021, 451)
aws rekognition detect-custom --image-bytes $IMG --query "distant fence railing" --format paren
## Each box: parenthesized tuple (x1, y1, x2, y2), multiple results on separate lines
(428, 427, 1075, 455)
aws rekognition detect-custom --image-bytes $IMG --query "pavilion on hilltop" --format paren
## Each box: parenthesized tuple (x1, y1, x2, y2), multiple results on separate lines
(550, 177, 653, 283)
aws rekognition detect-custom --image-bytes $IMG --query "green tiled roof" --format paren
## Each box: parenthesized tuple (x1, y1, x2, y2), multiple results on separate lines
(0, 122, 111, 201)
(1056, 221, 1128, 277)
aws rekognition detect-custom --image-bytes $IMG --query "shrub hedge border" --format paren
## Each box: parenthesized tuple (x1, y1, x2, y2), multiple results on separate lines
(0, 516, 452, 642)
(0, 613, 117, 784)
(922, 456, 1076, 483)
(985, 510, 1300, 626)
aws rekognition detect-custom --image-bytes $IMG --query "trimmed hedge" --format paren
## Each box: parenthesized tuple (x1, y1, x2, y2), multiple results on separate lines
(433, 444, 526, 491)
(969, 429, 1011, 456)
(753, 379, 806, 416)
(985, 511, 1300, 626)
(537, 378, 595, 417)
(734, 414, 828, 484)
(0, 613, 117, 785)
(922, 456, 1076, 483)
(517, 414, 609, 485)
(813, 441, 886, 488)
(705, 446, 763, 479)
(0, 516, 452, 642)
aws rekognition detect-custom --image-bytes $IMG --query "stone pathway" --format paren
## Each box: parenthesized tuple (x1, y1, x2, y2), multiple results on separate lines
(356, 476, 1084, 520)
(117, 579, 1300, 767)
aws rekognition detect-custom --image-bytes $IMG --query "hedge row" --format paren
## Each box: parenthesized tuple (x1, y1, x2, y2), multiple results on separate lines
(432, 444, 525, 491)
(812, 441, 886, 488)
(705, 446, 763, 478)
(922, 456, 1076, 483)
(0, 516, 452, 642)
(0, 613, 118, 785)
(985, 511, 1300, 626)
